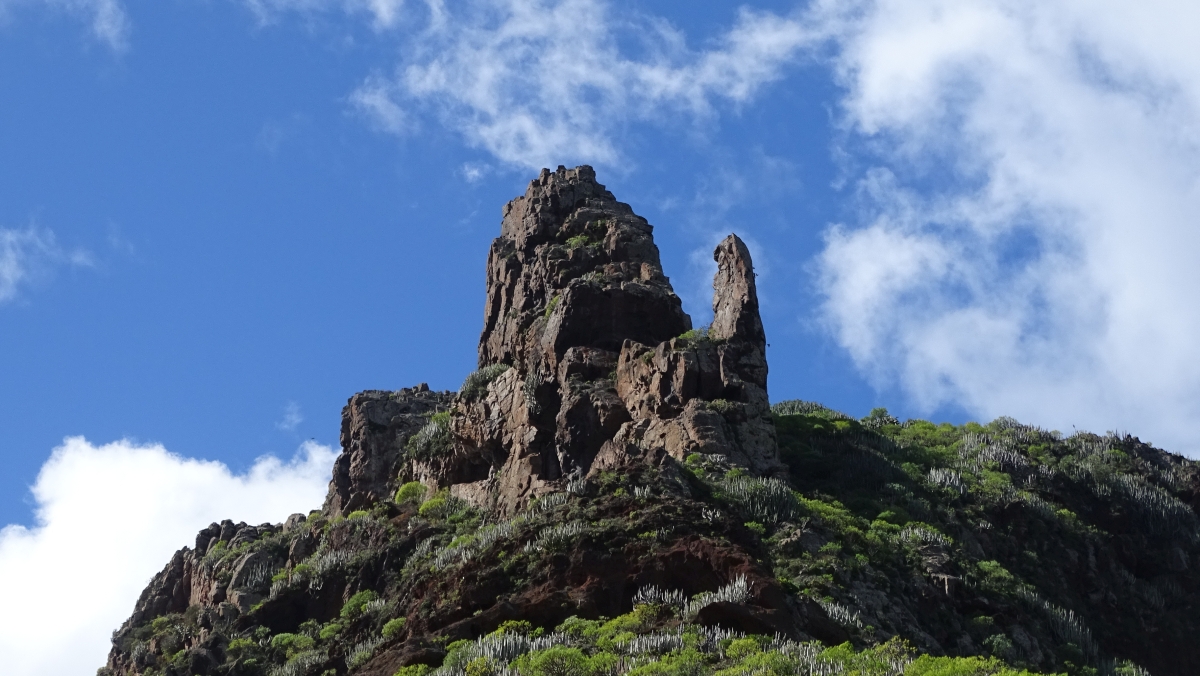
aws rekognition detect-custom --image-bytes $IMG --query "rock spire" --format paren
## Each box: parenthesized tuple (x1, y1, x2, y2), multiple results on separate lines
(326, 166, 781, 516)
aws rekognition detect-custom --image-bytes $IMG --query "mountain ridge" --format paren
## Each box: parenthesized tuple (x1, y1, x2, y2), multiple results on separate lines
(101, 167, 1200, 676)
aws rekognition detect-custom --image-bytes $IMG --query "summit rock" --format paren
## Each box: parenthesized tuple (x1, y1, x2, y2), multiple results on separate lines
(433, 167, 780, 513)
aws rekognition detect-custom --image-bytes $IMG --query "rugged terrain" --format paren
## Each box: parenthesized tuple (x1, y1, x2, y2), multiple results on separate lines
(102, 166, 1200, 676)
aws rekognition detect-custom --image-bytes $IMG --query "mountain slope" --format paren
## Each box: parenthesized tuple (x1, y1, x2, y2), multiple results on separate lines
(100, 167, 1198, 676)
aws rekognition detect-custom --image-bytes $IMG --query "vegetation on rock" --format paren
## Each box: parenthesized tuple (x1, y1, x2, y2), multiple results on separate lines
(101, 167, 1196, 676)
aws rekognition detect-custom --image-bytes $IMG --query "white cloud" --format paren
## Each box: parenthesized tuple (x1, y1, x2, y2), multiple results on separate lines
(0, 227, 91, 304)
(0, 0, 130, 49)
(355, 0, 811, 168)
(276, 401, 304, 431)
(808, 0, 1200, 453)
(241, 0, 406, 28)
(0, 437, 336, 675)
(350, 74, 409, 134)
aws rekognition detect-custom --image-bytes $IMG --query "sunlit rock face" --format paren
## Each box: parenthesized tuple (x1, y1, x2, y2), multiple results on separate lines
(403, 166, 782, 514)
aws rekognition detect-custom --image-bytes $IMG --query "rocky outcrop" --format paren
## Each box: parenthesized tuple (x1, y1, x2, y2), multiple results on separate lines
(404, 166, 781, 513)
(602, 234, 781, 476)
(324, 385, 453, 517)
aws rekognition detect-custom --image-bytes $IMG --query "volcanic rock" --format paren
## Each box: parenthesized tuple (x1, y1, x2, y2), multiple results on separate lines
(401, 166, 781, 513)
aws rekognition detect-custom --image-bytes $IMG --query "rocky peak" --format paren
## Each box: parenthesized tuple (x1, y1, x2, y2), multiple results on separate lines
(478, 164, 691, 374)
(406, 167, 779, 513)
(318, 166, 781, 518)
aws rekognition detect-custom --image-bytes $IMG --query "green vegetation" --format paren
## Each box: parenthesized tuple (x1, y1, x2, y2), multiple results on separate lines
(341, 590, 380, 620)
(110, 397, 1188, 676)
(424, 614, 1051, 676)
(396, 480, 429, 504)
(460, 364, 512, 400)
(382, 617, 407, 639)
(406, 411, 452, 459)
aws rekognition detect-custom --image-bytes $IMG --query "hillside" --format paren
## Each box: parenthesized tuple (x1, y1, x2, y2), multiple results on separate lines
(101, 167, 1199, 676)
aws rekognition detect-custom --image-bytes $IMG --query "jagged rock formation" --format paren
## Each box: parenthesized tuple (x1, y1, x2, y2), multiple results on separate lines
(102, 166, 1200, 676)
(324, 386, 454, 516)
(403, 166, 782, 514)
(318, 166, 782, 519)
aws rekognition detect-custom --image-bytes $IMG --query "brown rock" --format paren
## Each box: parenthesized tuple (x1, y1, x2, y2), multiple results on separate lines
(406, 168, 783, 512)
(324, 386, 454, 517)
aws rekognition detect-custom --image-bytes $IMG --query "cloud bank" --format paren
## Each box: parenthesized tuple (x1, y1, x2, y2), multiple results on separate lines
(809, 0, 1200, 452)
(0, 438, 336, 675)
(354, 0, 810, 168)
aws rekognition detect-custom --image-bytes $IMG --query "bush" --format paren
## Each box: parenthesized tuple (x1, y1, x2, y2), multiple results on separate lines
(226, 638, 257, 659)
(406, 412, 452, 459)
(521, 646, 590, 676)
(495, 620, 535, 635)
(382, 618, 407, 639)
(318, 622, 342, 640)
(270, 633, 315, 659)
(419, 489, 469, 520)
(341, 590, 379, 620)
(393, 666, 432, 676)
(460, 364, 511, 400)
(724, 637, 761, 661)
(395, 481, 428, 504)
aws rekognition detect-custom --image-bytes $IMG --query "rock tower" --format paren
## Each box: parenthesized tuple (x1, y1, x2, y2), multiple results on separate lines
(325, 165, 781, 516)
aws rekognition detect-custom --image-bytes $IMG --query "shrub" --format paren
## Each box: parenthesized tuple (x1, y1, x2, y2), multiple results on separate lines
(346, 510, 370, 520)
(393, 666, 431, 676)
(524, 646, 590, 676)
(419, 489, 469, 520)
(720, 475, 799, 524)
(406, 412, 452, 459)
(348, 637, 383, 669)
(226, 637, 257, 659)
(270, 633, 315, 659)
(395, 481, 428, 504)
(724, 637, 761, 660)
(382, 617, 407, 639)
(496, 620, 535, 635)
(318, 622, 342, 640)
(566, 234, 596, 249)
(460, 364, 511, 400)
(341, 590, 380, 620)
(706, 399, 736, 415)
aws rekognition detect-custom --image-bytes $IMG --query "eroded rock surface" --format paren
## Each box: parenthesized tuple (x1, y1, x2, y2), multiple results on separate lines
(408, 166, 781, 513)
(324, 385, 454, 517)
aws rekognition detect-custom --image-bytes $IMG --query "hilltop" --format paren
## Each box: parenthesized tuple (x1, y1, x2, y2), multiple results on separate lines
(101, 167, 1200, 676)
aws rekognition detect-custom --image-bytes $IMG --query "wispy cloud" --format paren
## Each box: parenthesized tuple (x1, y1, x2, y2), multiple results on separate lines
(350, 75, 409, 134)
(276, 401, 304, 431)
(240, 0, 406, 29)
(0, 0, 131, 50)
(353, 0, 812, 168)
(0, 227, 91, 304)
(808, 0, 1200, 452)
(0, 438, 336, 675)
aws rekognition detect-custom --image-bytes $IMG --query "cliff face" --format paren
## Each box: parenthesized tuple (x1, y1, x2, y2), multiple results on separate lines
(102, 167, 1200, 676)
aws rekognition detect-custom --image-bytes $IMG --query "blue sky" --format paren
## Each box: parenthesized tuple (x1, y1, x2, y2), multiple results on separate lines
(0, 0, 877, 527)
(3, 1, 1200, 671)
